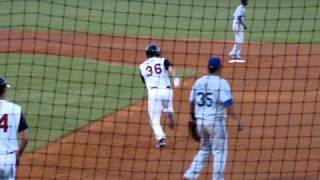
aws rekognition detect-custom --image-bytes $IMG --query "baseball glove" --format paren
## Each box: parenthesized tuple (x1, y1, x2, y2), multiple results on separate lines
(188, 121, 200, 142)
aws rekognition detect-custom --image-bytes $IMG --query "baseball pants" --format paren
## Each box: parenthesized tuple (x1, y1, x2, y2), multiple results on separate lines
(229, 23, 244, 58)
(147, 87, 173, 141)
(0, 152, 16, 180)
(184, 118, 228, 180)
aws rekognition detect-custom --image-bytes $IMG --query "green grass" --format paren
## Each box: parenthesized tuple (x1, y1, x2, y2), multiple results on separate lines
(0, 54, 194, 151)
(0, 0, 319, 43)
(1, 54, 147, 150)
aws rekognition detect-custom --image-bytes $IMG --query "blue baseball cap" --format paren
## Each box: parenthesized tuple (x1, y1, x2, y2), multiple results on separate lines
(208, 57, 222, 69)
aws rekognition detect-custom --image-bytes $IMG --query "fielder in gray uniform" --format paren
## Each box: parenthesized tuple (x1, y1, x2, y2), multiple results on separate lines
(183, 57, 242, 180)
(228, 0, 248, 60)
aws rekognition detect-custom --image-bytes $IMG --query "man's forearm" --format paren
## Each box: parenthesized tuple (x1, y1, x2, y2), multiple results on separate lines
(228, 105, 239, 121)
(239, 20, 247, 29)
(18, 130, 29, 156)
(169, 66, 176, 77)
(18, 139, 28, 156)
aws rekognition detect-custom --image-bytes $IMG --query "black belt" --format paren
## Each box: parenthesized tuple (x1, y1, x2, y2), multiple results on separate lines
(150, 86, 171, 89)
(0, 151, 15, 155)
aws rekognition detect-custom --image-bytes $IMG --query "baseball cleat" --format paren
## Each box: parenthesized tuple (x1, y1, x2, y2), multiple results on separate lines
(235, 56, 242, 59)
(155, 138, 166, 148)
(228, 54, 237, 59)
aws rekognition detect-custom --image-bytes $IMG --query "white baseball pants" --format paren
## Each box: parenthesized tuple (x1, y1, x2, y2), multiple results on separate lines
(229, 23, 245, 58)
(147, 87, 173, 141)
(0, 152, 16, 180)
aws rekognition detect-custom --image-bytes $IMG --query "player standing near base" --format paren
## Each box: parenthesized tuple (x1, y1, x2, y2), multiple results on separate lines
(139, 44, 180, 148)
(228, 0, 248, 60)
(183, 57, 242, 180)
(0, 76, 29, 180)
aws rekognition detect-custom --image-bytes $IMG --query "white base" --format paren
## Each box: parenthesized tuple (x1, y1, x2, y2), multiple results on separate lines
(228, 59, 246, 63)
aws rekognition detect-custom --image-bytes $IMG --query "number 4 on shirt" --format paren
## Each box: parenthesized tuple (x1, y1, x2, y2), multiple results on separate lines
(0, 114, 8, 133)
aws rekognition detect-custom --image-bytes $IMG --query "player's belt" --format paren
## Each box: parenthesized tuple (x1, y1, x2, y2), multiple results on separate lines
(150, 86, 171, 89)
(0, 151, 15, 155)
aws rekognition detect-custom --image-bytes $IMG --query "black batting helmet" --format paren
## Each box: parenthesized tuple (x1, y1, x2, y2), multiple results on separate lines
(0, 76, 9, 88)
(241, 0, 248, 6)
(0, 76, 10, 96)
(145, 44, 161, 57)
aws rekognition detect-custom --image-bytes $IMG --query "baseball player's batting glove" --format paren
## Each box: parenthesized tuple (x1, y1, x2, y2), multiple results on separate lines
(173, 77, 180, 87)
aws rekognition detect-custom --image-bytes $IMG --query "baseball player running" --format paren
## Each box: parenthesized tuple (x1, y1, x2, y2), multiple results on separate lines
(228, 0, 248, 60)
(139, 44, 180, 148)
(0, 76, 29, 180)
(183, 57, 242, 180)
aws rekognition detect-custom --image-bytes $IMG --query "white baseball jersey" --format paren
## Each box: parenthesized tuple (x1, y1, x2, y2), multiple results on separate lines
(139, 57, 171, 90)
(0, 100, 22, 154)
(232, 5, 247, 28)
(189, 75, 233, 120)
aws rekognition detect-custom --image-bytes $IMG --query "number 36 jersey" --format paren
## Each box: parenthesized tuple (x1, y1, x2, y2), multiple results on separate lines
(140, 57, 172, 90)
(189, 75, 233, 120)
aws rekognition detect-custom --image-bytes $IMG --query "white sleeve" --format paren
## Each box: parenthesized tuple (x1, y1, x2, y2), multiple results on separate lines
(241, 7, 246, 17)
(219, 80, 233, 103)
(189, 83, 196, 102)
(234, 6, 241, 17)
(139, 64, 145, 76)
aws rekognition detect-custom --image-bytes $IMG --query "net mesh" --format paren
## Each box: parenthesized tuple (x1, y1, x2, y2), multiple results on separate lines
(0, 0, 319, 179)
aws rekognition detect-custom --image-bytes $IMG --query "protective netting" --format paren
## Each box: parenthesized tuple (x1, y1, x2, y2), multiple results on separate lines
(0, 0, 319, 179)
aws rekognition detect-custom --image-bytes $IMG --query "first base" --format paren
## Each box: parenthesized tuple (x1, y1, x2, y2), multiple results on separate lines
(228, 59, 246, 63)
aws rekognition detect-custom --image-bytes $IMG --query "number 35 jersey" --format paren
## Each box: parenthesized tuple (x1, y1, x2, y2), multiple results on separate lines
(0, 100, 23, 154)
(189, 75, 233, 120)
(140, 57, 172, 90)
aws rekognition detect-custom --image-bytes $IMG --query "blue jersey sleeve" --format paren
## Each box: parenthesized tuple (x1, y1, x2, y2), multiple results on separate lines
(223, 99, 234, 107)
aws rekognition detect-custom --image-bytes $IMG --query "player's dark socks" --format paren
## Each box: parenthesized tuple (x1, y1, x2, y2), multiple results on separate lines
(155, 138, 166, 148)
(167, 113, 175, 129)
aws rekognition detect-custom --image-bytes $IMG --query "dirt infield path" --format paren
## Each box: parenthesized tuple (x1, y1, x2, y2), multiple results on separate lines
(1, 29, 319, 180)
